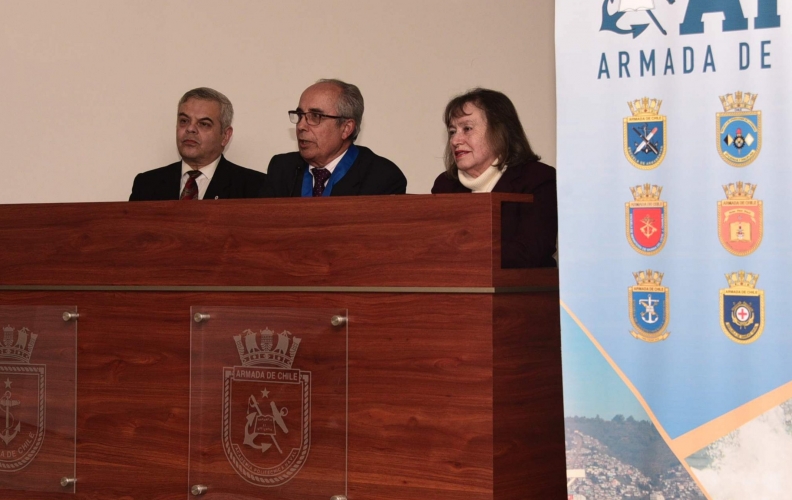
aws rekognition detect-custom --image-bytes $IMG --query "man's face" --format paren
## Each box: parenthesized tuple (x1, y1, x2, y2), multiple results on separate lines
(176, 98, 232, 169)
(295, 83, 355, 168)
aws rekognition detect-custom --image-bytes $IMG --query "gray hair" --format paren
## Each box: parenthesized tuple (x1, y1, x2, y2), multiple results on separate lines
(178, 87, 234, 131)
(317, 79, 364, 142)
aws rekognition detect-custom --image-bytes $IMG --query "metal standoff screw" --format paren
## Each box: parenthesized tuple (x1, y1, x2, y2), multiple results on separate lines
(193, 313, 210, 323)
(62, 312, 79, 322)
(60, 477, 76, 487)
(331, 315, 347, 327)
(330, 496, 347, 500)
(191, 484, 208, 496)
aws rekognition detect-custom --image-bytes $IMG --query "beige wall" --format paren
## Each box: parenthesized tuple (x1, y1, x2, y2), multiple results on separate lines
(0, 0, 555, 203)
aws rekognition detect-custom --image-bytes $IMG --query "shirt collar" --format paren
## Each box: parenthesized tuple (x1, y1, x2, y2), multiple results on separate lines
(309, 148, 348, 175)
(181, 155, 222, 182)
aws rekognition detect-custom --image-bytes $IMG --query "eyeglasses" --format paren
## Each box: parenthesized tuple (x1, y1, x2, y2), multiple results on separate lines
(288, 110, 348, 126)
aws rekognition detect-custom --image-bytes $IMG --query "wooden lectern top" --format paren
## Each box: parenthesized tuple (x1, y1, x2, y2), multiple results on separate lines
(0, 194, 556, 289)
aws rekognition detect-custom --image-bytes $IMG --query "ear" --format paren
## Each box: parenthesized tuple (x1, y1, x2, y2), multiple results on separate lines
(221, 126, 234, 147)
(340, 119, 355, 141)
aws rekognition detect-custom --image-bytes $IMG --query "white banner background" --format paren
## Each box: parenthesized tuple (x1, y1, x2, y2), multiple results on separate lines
(557, 1, 791, 499)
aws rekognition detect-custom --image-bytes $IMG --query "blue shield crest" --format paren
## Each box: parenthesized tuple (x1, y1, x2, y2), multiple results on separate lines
(720, 291, 764, 344)
(629, 269, 670, 342)
(717, 112, 761, 167)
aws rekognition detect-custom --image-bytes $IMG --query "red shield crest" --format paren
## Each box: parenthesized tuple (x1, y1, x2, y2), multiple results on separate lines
(625, 185, 667, 256)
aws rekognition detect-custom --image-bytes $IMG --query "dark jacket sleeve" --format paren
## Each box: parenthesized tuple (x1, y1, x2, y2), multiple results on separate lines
(260, 154, 304, 198)
(500, 164, 558, 268)
(129, 174, 144, 201)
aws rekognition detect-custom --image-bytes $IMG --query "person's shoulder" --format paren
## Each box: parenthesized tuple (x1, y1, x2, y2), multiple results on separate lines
(348, 146, 407, 194)
(507, 160, 556, 186)
(135, 161, 181, 179)
(513, 160, 555, 177)
(354, 146, 399, 170)
(265, 151, 303, 173)
(430, 171, 461, 194)
(129, 161, 181, 201)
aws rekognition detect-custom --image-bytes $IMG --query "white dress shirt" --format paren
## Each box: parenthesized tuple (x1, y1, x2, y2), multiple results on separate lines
(309, 148, 348, 188)
(180, 156, 221, 200)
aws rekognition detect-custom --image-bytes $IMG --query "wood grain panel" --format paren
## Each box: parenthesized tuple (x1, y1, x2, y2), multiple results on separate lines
(0, 289, 564, 500)
(0, 195, 550, 289)
(493, 293, 566, 499)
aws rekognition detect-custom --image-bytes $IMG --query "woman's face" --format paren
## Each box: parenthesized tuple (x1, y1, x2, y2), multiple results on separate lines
(448, 102, 498, 178)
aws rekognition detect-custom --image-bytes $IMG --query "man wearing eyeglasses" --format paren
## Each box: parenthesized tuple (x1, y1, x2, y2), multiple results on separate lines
(129, 87, 266, 201)
(260, 79, 406, 197)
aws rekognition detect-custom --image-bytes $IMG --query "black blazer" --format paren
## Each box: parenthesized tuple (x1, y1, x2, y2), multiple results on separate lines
(129, 156, 266, 201)
(260, 146, 406, 197)
(431, 161, 558, 268)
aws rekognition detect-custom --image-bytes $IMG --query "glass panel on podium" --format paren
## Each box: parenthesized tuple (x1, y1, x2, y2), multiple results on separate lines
(189, 307, 347, 499)
(0, 306, 77, 493)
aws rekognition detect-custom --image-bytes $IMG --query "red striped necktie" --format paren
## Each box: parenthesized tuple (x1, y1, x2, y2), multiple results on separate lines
(180, 170, 202, 200)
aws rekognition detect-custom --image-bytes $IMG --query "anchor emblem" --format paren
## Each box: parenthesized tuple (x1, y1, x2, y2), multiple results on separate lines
(629, 269, 670, 341)
(600, 0, 676, 38)
(0, 379, 21, 446)
(243, 394, 289, 454)
(639, 294, 660, 324)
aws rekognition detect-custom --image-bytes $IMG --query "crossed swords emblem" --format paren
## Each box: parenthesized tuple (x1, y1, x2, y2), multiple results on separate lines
(633, 124, 660, 156)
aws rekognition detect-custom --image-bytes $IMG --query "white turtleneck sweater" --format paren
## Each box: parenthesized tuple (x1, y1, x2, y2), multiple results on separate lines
(458, 164, 507, 193)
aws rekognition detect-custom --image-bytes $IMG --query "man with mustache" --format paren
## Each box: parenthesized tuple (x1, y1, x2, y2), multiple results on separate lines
(129, 87, 265, 201)
(261, 79, 406, 198)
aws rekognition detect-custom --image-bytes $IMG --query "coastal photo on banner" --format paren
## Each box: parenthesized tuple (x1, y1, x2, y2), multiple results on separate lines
(556, 1, 789, 499)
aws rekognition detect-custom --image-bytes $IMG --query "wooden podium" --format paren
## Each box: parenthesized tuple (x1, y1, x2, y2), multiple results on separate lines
(0, 194, 565, 500)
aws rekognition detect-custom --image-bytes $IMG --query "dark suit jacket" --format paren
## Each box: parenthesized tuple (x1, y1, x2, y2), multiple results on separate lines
(129, 156, 266, 201)
(431, 161, 558, 268)
(260, 146, 407, 197)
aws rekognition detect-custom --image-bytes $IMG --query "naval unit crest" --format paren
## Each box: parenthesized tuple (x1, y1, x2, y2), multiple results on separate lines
(717, 91, 761, 167)
(625, 184, 667, 255)
(629, 269, 670, 342)
(720, 271, 764, 344)
(718, 182, 762, 256)
(0, 325, 45, 473)
(222, 327, 310, 487)
(624, 97, 666, 170)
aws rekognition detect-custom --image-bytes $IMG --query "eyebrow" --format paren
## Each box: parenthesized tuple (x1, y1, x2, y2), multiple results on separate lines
(451, 118, 474, 126)
(295, 107, 327, 114)
(178, 112, 214, 123)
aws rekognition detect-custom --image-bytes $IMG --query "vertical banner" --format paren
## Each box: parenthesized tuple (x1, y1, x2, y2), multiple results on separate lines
(556, 1, 790, 499)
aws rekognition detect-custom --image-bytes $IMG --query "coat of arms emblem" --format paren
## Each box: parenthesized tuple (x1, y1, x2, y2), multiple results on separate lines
(222, 327, 310, 487)
(0, 325, 45, 472)
(623, 97, 666, 169)
(720, 271, 764, 344)
(629, 269, 669, 342)
(717, 91, 761, 167)
(625, 184, 667, 255)
(718, 182, 762, 256)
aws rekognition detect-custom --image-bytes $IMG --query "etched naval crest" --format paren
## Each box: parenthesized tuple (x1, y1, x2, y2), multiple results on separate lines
(629, 270, 669, 342)
(720, 271, 764, 344)
(717, 91, 761, 167)
(718, 182, 762, 256)
(0, 325, 45, 472)
(625, 184, 667, 255)
(624, 97, 666, 169)
(222, 327, 310, 487)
